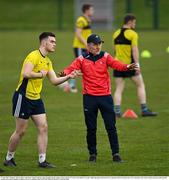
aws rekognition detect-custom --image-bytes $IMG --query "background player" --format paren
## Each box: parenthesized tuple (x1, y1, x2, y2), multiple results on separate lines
(60, 4, 94, 93)
(112, 14, 157, 117)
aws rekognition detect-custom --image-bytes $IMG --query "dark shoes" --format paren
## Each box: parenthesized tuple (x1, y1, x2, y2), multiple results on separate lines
(4, 158, 17, 167)
(89, 154, 123, 163)
(38, 160, 55, 168)
(4, 158, 55, 168)
(89, 154, 96, 162)
(113, 154, 123, 163)
(142, 109, 158, 117)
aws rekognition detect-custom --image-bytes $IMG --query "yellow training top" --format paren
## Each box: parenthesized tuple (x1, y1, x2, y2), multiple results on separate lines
(16, 50, 53, 100)
(73, 16, 92, 48)
(113, 28, 138, 64)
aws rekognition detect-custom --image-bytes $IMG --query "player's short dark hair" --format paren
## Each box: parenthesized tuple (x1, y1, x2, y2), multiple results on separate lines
(82, 4, 93, 13)
(39, 32, 55, 42)
(124, 14, 136, 24)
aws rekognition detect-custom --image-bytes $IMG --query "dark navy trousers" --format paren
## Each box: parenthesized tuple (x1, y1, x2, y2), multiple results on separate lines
(83, 94, 119, 156)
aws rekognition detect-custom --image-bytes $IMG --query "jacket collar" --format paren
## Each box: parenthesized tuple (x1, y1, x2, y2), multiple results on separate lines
(83, 51, 105, 62)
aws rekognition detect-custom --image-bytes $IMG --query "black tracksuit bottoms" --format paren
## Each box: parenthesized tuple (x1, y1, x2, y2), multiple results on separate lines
(83, 94, 119, 156)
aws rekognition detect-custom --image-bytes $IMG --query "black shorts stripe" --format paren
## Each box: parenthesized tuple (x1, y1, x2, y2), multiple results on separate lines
(14, 93, 22, 118)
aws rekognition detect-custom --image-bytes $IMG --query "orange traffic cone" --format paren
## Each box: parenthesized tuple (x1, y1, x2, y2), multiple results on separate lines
(122, 109, 138, 119)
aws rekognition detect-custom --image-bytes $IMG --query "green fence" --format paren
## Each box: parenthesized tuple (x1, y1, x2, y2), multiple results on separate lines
(0, 0, 168, 31)
(114, 0, 169, 30)
(0, 0, 74, 30)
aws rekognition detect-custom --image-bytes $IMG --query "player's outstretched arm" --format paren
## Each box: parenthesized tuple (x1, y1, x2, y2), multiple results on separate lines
(47, 70, 82, 86)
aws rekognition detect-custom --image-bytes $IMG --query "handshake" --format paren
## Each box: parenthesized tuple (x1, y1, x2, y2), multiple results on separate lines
(57, 70, 83, 79)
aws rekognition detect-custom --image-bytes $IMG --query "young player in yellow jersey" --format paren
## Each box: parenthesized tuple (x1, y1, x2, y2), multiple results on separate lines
(112, 14, 157, 117)
(73, 4, 93, 50)
(66, 4, 94, 93)
(4, 32, 81, 168)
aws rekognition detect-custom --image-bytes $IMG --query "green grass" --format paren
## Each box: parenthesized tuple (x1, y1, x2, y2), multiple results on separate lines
(0, 30, 169, 176)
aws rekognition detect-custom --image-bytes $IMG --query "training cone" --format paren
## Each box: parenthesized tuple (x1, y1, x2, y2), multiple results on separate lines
(122, 109, 138, 119)
(141, 50, 152, 58)
(166, 46, 169, 53)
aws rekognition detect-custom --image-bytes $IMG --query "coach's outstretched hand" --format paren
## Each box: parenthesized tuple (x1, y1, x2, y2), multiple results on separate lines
(69, 70, 83, 79)
(57, 70, 83, 79)
(127, 63, 140, 71)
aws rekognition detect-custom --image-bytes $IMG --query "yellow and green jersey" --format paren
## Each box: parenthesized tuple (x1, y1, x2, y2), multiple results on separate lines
(16, 50, 53, 100)
(113, 28, 138, 64)
(73, 16, 92, 48)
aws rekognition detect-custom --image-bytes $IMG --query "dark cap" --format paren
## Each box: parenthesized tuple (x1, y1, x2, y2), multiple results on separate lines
(87, 34, 104, 44)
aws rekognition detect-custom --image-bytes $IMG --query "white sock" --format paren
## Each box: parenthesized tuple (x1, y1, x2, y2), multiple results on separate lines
(39, 153, 46, 163)
(6, 151, 15, 161)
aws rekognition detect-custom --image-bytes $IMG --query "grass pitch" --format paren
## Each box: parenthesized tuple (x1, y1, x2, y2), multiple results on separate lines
(0, 30, 169, 176)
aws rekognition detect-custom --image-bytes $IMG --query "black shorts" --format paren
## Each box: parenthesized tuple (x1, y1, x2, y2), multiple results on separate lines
(113, 70, 136, 78)
(12, 91, 45, 119)
(73, 48, 87, 57)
